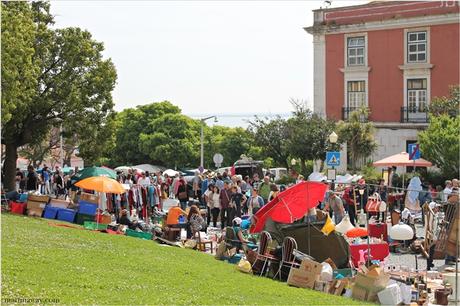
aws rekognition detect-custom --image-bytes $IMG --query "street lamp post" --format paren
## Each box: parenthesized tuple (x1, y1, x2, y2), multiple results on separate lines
(200, 116, 218, 169)
(328, 131, 338, 190)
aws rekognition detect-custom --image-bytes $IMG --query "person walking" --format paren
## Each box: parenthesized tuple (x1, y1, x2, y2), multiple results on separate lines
(203, 184, 214, 226)
(25, 166, 38, 192)
(176, 176, 189, 210)
(41, 166, 51, 194)
(325, 191, 345, 225)
(219, 181, 232, 229)
(247, 188, 264, 216)
(208, 185, 221, 228)
(230, 184, 246, 219)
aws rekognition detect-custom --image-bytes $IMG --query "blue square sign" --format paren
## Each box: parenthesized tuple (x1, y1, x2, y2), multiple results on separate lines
(408, 143, 421, 160)
(326, 151, 340, 167)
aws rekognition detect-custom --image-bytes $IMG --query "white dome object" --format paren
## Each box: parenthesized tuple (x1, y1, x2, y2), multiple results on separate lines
(335, 215, 355, 234)
(389, 223, 414, 240)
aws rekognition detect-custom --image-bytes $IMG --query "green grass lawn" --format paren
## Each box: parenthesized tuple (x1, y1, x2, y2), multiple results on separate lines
(2, 213, 370, 305)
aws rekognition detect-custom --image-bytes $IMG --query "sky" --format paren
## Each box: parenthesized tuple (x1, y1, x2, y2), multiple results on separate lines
(51, 0, 365, 127)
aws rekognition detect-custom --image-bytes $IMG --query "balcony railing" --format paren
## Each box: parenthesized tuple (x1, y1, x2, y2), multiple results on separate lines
(342, 107, 368, 122)
(400, 107, 429, 123)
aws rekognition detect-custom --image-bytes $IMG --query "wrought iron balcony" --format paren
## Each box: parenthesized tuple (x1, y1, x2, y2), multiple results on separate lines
(400, 106, 429, 123)
(342, 107, 368, 122)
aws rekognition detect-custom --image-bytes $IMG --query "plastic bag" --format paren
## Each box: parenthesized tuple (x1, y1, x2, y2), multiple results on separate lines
(236, 259, 252, 273)
(320, 262, 333, 282)
(184, 239, 197, 249)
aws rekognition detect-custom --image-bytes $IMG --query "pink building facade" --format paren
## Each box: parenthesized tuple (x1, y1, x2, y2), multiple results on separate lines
(306, 1, 460, 170)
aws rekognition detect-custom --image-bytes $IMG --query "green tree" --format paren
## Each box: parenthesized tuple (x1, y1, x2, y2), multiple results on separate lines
(1, 2, 38, 126)
(338, 107, 377, 170)
(111, 101, 180, 165)
(418, 114, 460, 179)
(248, 116, 290, 169)
(139, 113, 201, 168)
(286, 100, 337, 175)
(428, 85, 459, 117)
(1, 2, 117, 191)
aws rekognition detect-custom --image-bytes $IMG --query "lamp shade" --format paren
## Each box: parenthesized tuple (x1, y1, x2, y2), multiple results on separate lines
(389, 223, 414, 241)
(335, 215, 355, 234)
(345, 227, 368, 238)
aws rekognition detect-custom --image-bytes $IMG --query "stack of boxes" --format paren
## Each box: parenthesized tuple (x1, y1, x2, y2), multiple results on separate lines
(75, 193, 99, 225)
(26, 194, 50, 217)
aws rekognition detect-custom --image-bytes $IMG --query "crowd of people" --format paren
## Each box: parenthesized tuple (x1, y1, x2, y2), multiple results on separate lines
(14, 165, 80, 198)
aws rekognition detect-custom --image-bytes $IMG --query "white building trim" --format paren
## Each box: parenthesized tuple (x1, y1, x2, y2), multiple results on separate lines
(313, 34, 326, 118)
(309, 13, 459, 35)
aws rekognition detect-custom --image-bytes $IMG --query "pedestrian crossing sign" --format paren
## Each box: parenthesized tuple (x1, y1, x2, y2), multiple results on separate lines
(326, 151, 340, 167)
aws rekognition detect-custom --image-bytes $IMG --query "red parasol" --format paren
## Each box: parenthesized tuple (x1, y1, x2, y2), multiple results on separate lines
(250, 181, 328, 233)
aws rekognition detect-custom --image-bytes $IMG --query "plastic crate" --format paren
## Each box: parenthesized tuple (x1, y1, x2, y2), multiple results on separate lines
(75, 213, 95, 225)
(83, 221, 108, 231)
(43, 206, 60, 219)
(77, 201, 98, 216)
(18, 193, 28, 203)
(57, 208, 77, 223)
(10, 202, 26, 215)
(125, 229, 153, 240)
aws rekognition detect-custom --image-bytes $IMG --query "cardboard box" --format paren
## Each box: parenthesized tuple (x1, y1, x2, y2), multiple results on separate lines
(27, 200, 47, 210)
(329, 279, 349, 296)
(351, 269, 390, 302)
(27, 201, 45, 217)
(79, 192, 99, 204)
(287, 259, 322, 289)
(27, 194, 49, 203)
(49, 198, 70, 209)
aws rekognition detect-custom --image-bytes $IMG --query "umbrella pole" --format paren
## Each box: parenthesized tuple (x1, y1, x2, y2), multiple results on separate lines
(308, 218, 311, 256)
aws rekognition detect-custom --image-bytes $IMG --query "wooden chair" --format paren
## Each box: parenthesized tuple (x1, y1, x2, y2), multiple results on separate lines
(273, 236, 300, 280)
(252, 231, 279, 277)
(195, 231, 213, 254)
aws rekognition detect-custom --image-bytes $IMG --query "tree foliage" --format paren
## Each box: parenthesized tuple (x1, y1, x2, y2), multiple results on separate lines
(418, 114, 460, 179)
(338, 107, 377, 170)
(139, 113, 201, 168)
(248, 116, 290, 169)
(286, 100, 337, 175)
(1, 2, 117, 190)
(428, 85, 459, 117)
(111, 101, 180, 165)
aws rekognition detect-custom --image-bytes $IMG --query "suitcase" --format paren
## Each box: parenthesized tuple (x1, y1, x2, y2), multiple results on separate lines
(368, 222, 388, 241)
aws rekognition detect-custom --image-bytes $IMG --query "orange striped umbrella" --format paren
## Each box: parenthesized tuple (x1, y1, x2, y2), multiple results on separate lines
(75, 176, 125, 194)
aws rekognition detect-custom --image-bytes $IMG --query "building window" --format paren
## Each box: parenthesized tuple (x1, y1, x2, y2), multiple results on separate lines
(407, 79, 427, 112)
(407, 31, 426, 63)
(347, 36, 365, 66)
(347, 81, 366, 108)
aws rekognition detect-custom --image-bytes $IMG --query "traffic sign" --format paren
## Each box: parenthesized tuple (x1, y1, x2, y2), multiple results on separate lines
(326, 151, 341, 167)
(213, 153, 224, 164)
(408, 143, 420, 160)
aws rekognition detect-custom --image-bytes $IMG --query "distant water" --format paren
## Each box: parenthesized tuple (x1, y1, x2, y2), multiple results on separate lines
(187, 112, 292, 128)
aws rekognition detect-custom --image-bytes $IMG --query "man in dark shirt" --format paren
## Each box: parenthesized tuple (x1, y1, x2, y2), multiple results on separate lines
(219, 181, 232, 229)
(25, 166, 38, 192)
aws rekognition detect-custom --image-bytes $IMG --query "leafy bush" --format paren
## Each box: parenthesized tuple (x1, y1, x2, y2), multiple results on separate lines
(359, 164, 381, 185)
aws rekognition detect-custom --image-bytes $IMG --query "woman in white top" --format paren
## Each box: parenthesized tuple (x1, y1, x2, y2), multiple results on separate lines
(208, 185, 221, 228)
(203, 185, 214, 226)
